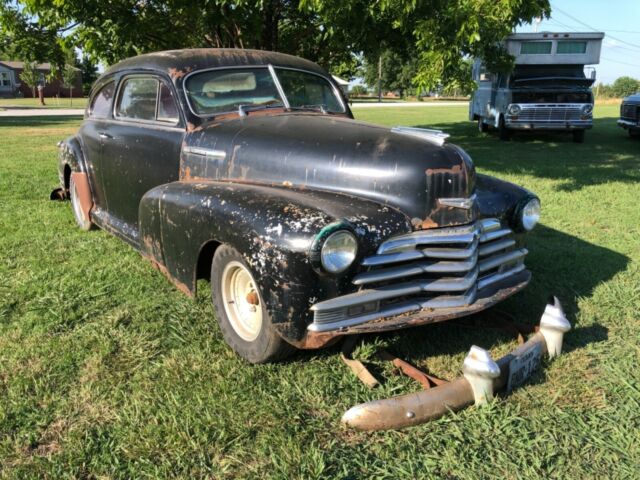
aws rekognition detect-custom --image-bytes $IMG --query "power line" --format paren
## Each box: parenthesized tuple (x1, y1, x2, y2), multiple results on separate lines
(552, 4, 640, 51)
(600, 57, 640, 68)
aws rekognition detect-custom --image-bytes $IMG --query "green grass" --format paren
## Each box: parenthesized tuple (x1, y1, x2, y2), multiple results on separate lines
(0, 97, 86, 109)
(1, 106, 639, 478)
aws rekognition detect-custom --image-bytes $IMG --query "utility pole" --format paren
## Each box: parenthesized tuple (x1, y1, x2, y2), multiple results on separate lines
(377, 55, 382, 103)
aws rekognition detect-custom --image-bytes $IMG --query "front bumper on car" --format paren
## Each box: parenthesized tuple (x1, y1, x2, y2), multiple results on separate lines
(505, 103, 592, 130)
(308, 218, 529, 335)
(618, 118, 640, 130)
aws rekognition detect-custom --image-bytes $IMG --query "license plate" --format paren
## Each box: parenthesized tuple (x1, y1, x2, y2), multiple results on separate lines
(507, 342, 542, 393)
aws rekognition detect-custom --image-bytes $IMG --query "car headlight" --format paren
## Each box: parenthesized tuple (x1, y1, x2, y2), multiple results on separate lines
(582, 104, 593, 115)
(508, 104, 521, 115)
(518, 197, 541, 231)
(321, 230, 358, 273)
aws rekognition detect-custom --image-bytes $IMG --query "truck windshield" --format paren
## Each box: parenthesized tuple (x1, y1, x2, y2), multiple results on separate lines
(185, 67, 345, 116)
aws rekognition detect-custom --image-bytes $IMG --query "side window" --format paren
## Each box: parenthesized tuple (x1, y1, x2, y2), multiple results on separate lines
(89, 81, 116, 118)
(157, 82, 179, 123)
(116, 77, 158, 121)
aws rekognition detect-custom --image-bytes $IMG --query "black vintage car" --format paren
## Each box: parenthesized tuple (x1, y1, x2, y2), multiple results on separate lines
(618, 93, 640, 137)
(53, 49, 541, 363)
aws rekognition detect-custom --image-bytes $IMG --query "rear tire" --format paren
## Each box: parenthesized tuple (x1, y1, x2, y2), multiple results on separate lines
(572, 130, 585, 143)
(69, 175, 93, 231)
(629, 129, 640, 139)
(211, 244, 294, 363)
(498, 116, 511, 141)
(478, 117, 488, 133)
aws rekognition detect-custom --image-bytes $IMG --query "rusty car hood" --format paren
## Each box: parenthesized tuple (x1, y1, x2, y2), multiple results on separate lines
(181, 113, 477, 228)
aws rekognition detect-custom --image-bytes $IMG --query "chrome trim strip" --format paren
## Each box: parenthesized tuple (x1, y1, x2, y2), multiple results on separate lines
(182, 146, 226, 159)
(353, 252, 479, 286)
(477, 264, 525, 290)
(438, 194, 477, 210)
(478, 238, 516, 257)
(391, 126, 450, 146)
(311, 268, 479, 313)
(479, 228, 511, 243)
(478, 249, 527, 273)
(268, 64, 290, 110)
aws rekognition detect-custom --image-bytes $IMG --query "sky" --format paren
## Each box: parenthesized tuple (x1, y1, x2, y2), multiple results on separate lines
(516, 0, 640, 84)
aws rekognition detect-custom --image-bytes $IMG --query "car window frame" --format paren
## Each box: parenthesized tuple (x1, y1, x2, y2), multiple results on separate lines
(88, 77, 117, 119)
(182, 64, 346, 118)
(113, 73, 183, 128)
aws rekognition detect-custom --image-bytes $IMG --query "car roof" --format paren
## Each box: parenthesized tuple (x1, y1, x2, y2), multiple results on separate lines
(102, 48, 328, 81)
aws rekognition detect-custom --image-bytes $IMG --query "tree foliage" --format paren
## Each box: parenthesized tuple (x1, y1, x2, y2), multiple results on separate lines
(1, 0, 550, 90)
(19, 60, 39, 98)
(610, 76, 640, 99)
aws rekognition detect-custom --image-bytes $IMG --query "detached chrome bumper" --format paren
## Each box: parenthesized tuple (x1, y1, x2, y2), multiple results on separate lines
(308, 218, 528, 334)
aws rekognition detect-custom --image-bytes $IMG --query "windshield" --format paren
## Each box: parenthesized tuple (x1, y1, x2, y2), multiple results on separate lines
(185, 67, 345, 116)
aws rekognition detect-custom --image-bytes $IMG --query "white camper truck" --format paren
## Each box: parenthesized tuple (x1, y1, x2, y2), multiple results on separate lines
(470, 32, 604, 142)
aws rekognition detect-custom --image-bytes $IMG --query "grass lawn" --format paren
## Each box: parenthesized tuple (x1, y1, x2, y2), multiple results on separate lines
(0, 106, 638, 478)
(0, 97, 86, 110)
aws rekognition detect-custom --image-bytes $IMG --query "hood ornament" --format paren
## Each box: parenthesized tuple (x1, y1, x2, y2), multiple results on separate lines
(438, 194, 477, 210)
(391, 126, 450, 146)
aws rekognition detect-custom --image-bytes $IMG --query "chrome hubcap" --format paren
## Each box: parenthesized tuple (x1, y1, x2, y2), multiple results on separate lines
(221, 261, 262, 342)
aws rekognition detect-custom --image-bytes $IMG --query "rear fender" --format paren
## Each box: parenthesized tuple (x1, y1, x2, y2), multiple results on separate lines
(53, 136, 86, 198)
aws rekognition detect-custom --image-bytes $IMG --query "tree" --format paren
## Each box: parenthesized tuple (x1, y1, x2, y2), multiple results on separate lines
(611, 76, 639, 99)
(1, 0, 551, 91)
(19, 61, 39, 98)
(79, 55, 98, 96)
(61, 51, 78, 106)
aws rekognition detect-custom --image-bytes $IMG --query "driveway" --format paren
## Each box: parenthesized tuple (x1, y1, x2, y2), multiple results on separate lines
(0, 107, 85, 117)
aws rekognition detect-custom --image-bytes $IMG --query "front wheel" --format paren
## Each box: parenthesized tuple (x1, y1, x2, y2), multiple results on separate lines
(477, 117, 488, 133)
(211, 244, 294, 363)
(572, 130, 585, 143)
(69, 175, 93, 231)
(498, 116, 511, 141)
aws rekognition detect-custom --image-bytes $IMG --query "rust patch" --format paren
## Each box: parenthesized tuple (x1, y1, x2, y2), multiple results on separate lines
(425, 164, 462, 175)
(70, 172, 93, 221)
(412, 217, 439, 230)
(168, 66, 193, 79)
(146, 256, 194, 297)
(186, 122, 197, 132)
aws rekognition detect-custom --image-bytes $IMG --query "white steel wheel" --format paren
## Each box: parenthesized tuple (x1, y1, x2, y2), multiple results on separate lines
(220, 261, 263, 342)
(69, 176, 93, 231)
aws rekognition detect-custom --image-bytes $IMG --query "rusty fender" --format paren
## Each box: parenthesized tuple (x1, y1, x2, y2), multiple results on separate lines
(138, 180, 411, 344)
(342, 298, 571, 431)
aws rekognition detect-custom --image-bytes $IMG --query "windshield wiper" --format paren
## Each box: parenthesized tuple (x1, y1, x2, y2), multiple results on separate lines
(238, 102, 285, 117)
(287, 104, 329, 114)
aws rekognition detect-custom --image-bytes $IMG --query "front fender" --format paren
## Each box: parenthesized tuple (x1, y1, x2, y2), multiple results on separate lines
(138, 180, 411, 342)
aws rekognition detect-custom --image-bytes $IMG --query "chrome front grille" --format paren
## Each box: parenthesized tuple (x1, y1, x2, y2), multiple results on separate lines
(515, 104, 584, 122)
(309, 218, 527, 332)
(621, 103, 638, 120)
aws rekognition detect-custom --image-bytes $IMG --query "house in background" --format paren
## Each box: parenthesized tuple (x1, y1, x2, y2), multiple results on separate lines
(0, 61, 82, 98)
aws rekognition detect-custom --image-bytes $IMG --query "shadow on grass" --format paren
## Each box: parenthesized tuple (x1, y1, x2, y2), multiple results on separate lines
(298, 223, 625, 366)
(416, 116, 640, 192)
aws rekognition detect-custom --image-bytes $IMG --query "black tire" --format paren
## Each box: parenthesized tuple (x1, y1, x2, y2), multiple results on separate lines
(498, 116, 511, 141)
(477, 117, 488, 133)
(211, 244, 294, 363)
(69, 175, 94, 231)
(628, 129, 640, 139)
(572, 130, 585, 143)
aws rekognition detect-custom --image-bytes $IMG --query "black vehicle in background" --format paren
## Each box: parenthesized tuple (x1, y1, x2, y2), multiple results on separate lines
(618, 93, 640, 137)
(52, 49, 541, 363)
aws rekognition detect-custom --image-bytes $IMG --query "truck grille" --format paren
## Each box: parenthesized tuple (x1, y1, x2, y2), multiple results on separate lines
(516, 104, 584, 122)
(621, 103, 638, 121)
(309, 218, 527, 332)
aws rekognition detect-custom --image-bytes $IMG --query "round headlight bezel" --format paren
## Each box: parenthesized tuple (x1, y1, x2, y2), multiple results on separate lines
(517, 197, 541, 232)
(508, 104, 522, 116)
(582, 104, 593, 115)
(320, 230, 358, 274)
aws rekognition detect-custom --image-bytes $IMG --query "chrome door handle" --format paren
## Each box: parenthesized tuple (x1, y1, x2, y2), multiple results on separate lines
(98, 132, 113, 139)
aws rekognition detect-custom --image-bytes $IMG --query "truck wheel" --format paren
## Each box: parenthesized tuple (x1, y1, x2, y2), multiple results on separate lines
(69, 175, 94, 231)
(629, 129, 640, 139)
(211, 244, 294, 363)
(498, 116, 511, 141)
(572, 130, 585, 143)
(478, 117, 488, 133)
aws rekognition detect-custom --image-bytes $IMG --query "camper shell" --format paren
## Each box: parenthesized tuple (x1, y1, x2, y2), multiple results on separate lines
(470, 32, 604, 142)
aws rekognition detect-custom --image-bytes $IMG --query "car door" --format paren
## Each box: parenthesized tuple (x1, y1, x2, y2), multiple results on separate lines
(100, 74, 184, 240)
(79, 79, 117, 212)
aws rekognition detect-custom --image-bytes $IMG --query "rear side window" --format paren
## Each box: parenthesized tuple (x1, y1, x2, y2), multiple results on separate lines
(115, 76, 180, 124)
(520, 42, 552, 54)
(116, 77, 159, 121)
(89, 81, 115, 118)
(557, 41, 587, 54)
